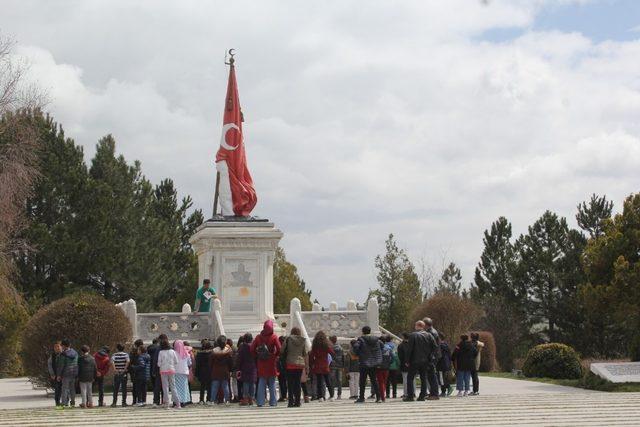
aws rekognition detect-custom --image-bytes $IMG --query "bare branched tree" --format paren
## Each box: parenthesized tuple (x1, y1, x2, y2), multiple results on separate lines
(0, 33, 47, 274)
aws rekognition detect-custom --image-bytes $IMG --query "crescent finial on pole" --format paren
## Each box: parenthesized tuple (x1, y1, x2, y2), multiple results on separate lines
(225, 48, 235, 66)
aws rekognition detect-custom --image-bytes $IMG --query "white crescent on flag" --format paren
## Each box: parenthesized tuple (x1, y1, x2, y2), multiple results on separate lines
(220, 122, 240, 151)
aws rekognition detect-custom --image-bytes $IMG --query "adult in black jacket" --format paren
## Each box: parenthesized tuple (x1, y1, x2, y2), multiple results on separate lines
(352, 326, 383, 403)
(397, 333, 411, 399)
(195, 340, 213, 403)
(403, 320, 438, 401)
(149, 335, 166, 405)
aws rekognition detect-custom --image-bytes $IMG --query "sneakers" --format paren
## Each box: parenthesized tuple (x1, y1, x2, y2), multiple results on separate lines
(354, 398, 365, 403)
(110, 402, 117, 407)
(55, 405, 64, 410)
(469, 391, 479, 396)
(336, 396, 342, 400)
(427, 396, 440, 401)
(457, 391, 463, 397)
(402, 397, 415, 402)
(447, 386, 454, 396)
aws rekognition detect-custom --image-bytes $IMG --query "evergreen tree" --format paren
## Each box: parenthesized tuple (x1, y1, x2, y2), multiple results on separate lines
(15, 115, 203, 311)
(516, 211, 586, 343)
(435, 262, 463, 295)
(273, 247, 312, 313)
(581, 193, 640, 357)
(14, 112, 89, 305)
(370, 234, 423, 334)
(576, 194, 613, 239)
(471, 217, 529, 370)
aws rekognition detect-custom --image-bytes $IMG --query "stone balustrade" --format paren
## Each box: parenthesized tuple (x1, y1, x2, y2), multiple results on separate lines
(118, 296, 380, 344)
(116, 298, 225, 344)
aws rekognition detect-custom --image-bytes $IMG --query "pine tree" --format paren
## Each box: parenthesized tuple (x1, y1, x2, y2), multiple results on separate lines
(516, 211, 586, 343)
(582, 193, 640, 358)
(435, 262, 463, 295)
(471, 216, 528, 370)
(576, 194, 613, 239)
(370, 234, 423, 334)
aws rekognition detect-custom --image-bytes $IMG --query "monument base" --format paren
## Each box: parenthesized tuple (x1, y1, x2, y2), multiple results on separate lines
(189, 220, 283, 339)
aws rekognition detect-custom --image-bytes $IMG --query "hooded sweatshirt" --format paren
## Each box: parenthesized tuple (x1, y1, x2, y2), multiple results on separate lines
(93, 349, 111, 377)
(250, 320, 281, 378)
(353, 335, 383, 368)
(60, 348, 79, 378)
(237, 341, 257, 383)
(282, 334, 307, 368)
(210, 345, 233, 381)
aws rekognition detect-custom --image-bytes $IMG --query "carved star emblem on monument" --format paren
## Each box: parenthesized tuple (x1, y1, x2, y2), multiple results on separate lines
(229, 263, 253, 287)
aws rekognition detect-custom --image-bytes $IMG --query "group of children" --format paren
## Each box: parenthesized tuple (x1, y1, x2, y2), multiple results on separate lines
(46, 318, 484, 410)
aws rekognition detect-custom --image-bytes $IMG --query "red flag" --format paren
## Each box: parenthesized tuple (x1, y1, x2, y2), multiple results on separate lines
(215, 63, 257, 216)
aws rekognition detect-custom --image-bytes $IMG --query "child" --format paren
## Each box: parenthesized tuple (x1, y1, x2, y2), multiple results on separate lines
(277, 336, 288, 402)
(195, 340, 213, 404)
(309, 331, 335, 401)
(397, 333, 412, 399)
(227, 338, 238, 402)
(235, 335, 245, 402)
(110, 343, 130, 407)
(345, 340, 360, 399)
(93, 346, 110, 407)
(173, 340, 192, 406)
(376, 335, 392, 402)
(129, 339, 143, 404)
(437, 333, 453, 397)
(210, 335, 233, 404)
(329, 336, 345, 400)
(157, 338, 181, 409)
(451, 334, 478, 397)
(58, 339, 78, 408)
(384, 335, 400, 399)
(77, 345, 96, 408)
(135, 345, 151, 406)
(47, 341, 62, 407)
(237, 333, 256, 406)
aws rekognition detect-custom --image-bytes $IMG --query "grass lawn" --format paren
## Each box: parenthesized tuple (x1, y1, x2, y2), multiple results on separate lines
(480, 371, 640, 392)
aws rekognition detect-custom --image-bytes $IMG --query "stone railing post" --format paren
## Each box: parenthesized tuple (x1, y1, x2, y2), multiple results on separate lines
(290, 298, 312, 351)
(182, 303, 192, 313)
(347, 300, 357, 311)
(367, 297, 380, 335)
(312, 302, 322, 312)
(329, 301, 338, 311)
(117, 299, 138, 341)
(212, 298, 225, 337)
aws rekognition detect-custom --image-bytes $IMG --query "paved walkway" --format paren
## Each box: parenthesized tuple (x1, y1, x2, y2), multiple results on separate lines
(1, 377, 637, 426)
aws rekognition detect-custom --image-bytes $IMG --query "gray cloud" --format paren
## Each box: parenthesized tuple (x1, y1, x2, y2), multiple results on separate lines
(3, 0, 639, 305)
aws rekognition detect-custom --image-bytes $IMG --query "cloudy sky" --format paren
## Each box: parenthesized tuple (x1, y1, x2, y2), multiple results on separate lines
(3, 0, 640, 306)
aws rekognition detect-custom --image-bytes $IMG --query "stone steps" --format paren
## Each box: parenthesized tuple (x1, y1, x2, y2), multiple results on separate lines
(2, 393, 640, 426)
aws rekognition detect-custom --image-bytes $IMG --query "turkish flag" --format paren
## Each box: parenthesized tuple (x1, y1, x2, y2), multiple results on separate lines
(215, 63, 257, 216)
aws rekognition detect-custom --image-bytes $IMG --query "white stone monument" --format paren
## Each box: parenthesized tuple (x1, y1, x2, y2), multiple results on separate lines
(189, 220, 283, 338)
(590, 362, 640, 383)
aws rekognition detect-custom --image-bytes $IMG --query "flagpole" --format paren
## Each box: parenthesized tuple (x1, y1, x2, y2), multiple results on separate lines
(213, 49, 237, 218)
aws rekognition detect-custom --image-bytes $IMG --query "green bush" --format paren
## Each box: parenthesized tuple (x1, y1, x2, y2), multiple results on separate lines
(0, 279, 29, 377)
(21, 292, 132, 386)
(522, 343, 582, 379)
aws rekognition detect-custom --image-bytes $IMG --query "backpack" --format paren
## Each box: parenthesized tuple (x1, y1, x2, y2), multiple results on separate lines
(427, 329, 442, 362)
(380, 344, 393, 369)
(330, 344, 344, 368)
(256, 343, 272, 361)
